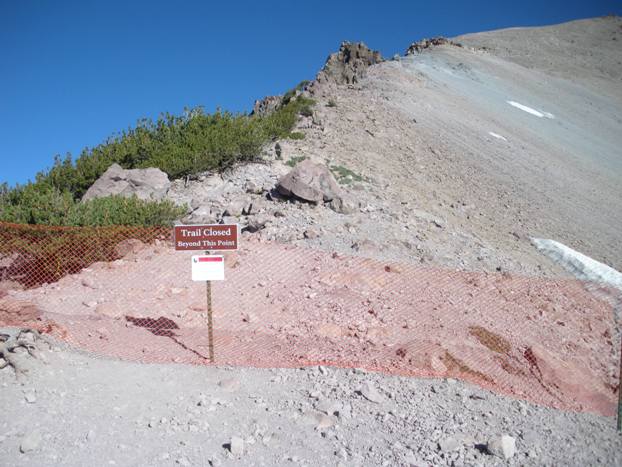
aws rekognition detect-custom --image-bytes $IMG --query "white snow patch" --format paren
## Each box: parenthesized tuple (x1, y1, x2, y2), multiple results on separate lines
(488, 132, 507, 141)
(507, 101, 555, 119)
(532, 238, 622, 290)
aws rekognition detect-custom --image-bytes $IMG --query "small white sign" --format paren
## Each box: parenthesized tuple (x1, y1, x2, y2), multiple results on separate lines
(191, 255, 225, 281)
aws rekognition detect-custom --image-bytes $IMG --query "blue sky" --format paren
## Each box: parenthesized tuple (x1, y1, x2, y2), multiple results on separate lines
(1, 0, 620, 185)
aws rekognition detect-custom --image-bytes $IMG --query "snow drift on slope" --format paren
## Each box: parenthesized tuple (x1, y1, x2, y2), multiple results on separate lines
(532, 238, 622, 290)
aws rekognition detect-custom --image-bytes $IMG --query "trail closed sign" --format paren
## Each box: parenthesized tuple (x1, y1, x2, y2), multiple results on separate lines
(174, 224, 239, 251)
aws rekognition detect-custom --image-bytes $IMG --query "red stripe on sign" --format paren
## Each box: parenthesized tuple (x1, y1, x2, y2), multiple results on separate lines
(198, 257, 223, 262)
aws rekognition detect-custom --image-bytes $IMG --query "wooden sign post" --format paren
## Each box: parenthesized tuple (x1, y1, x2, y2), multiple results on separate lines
(174, 224, 239, 363)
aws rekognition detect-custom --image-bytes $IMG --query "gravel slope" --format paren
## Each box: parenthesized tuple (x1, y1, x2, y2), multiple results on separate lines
(1, 339, 621, 467)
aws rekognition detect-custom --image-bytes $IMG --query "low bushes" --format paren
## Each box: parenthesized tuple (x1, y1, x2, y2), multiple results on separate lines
(0, 90, 315, 227)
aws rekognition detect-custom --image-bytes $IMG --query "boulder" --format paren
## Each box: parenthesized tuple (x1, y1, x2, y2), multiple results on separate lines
(82, 163, 170, 202)
(277, 160, 342, 204)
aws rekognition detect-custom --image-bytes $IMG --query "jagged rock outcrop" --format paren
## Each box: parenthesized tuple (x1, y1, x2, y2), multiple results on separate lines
(251, 95, 283, 116)
(82, 163, 170, 202)
(314, 41, 383, 87)
(405, 37, 462, 55)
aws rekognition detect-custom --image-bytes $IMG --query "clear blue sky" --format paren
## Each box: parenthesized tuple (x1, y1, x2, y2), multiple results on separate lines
(1, 0, 620, 185)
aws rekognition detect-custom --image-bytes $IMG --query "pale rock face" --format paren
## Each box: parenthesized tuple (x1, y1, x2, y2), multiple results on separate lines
(81, 163, 170, 202)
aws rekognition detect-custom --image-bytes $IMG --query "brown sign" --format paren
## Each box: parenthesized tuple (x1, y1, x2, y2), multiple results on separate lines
(174, 224, 239, 251)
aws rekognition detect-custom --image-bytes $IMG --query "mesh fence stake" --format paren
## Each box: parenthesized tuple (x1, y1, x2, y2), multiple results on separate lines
(205, 250, 215, 363)
(618, 337, 622, 432)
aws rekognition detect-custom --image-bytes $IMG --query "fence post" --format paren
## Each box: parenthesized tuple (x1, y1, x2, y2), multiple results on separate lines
(205, 249, 215, 363)
(618, 337, 621, 431)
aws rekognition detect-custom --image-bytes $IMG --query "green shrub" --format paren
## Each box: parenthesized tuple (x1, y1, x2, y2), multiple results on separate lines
(286, 156, 307, 167)
(287, 132, 305, 140)
(0, 184, 75, 225)
(67, 196, 186, 226)
(1, 93, 316, 227)
(0, 188, 185, 227)
(330, 165, 364, 184)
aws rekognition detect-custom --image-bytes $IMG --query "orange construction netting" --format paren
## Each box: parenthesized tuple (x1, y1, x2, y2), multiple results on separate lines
(0, 222, 620, 417)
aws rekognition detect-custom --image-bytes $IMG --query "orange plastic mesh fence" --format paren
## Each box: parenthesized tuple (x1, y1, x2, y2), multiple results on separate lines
(1, 222, 620, 417)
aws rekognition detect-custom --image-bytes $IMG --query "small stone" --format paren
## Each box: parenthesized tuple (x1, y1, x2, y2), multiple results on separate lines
(228, 436, 244, 456)
(219, 378, 241, 392)
(20, 431, 41, 453)
(304, 228, 320, 239)
(438, 437, 461, 452)
(177, 457, 191, 466)
(245, 181, 263, 194)
(81, 277, 96, 289)
(24, 390, 36, 403)
(316, 399, 342, 416)
(486, 435, 516, 459)
(83, 300, 98, 308)
(86, 430, 96, 441)
(359, 382, 384, 403)
(302, 411, 335, 430)
(329, 196, 357, 214)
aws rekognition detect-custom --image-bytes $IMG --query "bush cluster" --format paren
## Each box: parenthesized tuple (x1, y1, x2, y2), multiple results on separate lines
(0, 91, 315, 227)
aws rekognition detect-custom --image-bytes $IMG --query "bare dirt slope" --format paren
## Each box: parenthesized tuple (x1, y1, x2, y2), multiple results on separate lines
(294, 16, 622, 275)
(455, 16, 622, 92)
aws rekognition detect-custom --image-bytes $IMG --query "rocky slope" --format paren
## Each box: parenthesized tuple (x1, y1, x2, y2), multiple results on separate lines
(2, 16, 622, 467)
(1, 339, 620, 466)
(167, 17, 622, 280)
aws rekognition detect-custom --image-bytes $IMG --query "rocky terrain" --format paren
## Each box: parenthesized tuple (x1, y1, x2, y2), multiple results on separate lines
(2, 16, 622, 466)
(1, 338, 621, 467)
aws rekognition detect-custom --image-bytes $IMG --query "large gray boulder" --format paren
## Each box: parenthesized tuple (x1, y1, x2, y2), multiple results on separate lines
(82, 163, 170, 202)
(277, 160, 341, 204)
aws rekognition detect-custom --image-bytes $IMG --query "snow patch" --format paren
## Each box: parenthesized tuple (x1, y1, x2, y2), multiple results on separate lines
(532, 238, 622, 290)
(488, 132, 507, 141)
(507, 101, 555, 119)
